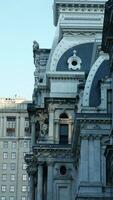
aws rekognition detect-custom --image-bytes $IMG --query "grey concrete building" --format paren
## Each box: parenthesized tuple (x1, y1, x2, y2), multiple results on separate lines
(0, 98, 31, 200)
(25, 0, 113, 200)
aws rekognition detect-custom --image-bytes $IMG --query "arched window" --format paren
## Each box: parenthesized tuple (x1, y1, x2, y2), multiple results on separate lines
(59, 113, 69, 144)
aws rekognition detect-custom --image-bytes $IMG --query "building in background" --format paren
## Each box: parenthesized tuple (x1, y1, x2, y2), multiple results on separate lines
(25, 0, 113, 200)
(0, 98, 31, 200)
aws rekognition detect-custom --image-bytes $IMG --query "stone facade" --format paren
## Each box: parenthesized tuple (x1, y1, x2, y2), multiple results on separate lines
(25, 0, 113, 199)
(0, 98, 31, 200)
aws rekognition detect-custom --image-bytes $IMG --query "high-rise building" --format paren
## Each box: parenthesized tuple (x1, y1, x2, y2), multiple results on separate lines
(25, 0, 113, 200)
(0, 98, 31, 200)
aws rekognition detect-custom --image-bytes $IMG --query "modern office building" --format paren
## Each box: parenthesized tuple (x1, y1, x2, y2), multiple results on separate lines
(0, 98, 31, 200)
(25, 0, 113, 200)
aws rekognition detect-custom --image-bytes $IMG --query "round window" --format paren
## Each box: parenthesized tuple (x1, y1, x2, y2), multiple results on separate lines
(60, 165, 67, 176)
(72, 60, 77, 66)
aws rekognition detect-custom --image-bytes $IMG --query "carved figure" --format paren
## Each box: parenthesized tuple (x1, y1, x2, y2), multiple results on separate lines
(33, 40, 39, 52)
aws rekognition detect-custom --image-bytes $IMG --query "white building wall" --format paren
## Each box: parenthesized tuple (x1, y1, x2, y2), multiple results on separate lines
(0, 98, 31, 200)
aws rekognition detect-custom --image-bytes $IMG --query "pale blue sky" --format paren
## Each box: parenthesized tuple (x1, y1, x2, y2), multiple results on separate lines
(0, 0, 55, 100)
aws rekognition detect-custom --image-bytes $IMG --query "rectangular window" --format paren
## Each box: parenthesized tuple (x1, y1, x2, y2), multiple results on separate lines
(21, 197, 26, 200)
(23, 141, 28, 148)
(2, 174, 7, 181)
(107, 89, 112, 113)
(22, 163, 27, 170)
(59, 124, 68, 144)
(10, 186, 15, 192)
(2, 164, 7, 170)
(24, 117, 30, 135)
(10, 174, 15, 181)
(3, 142, 8, 148)
(12, 141, 16, 149)
(9, 197, 14, 200)
(11, 153, 16, 159)
(22, 186, 27, 192)
(1, 197, 6, 200)
(22, 174, 27, 181)
(1, 185, 6, 192)
(3, 152, 8, 159)
(6, 116, 16, 137)
(11, 163, 16, 170)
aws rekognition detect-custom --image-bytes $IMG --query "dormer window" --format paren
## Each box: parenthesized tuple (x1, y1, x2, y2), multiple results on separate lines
(67, 50, 82, 70)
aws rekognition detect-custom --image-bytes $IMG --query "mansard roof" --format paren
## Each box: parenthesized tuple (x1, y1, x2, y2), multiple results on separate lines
(56, 42, 98, 73)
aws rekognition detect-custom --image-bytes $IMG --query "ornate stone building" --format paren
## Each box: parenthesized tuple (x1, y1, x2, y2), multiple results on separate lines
(25, 0, 113, 199)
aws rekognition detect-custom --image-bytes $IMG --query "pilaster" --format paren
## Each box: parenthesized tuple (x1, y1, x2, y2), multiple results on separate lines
(80, 137, 89, 182)
(48, 105, 54, 143)
(47, 161, 53, 200)
(37, 162, 43, 200)
(31, 116, 36, 146)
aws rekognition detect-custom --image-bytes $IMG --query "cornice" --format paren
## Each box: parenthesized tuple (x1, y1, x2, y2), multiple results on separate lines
(53, 0, 107, 26)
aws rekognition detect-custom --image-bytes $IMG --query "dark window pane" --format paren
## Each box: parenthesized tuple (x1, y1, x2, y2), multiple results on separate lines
(107, 90, 112, 113)
(59, 124, 68, 144)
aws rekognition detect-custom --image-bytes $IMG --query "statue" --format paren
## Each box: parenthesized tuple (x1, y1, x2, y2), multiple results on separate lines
(33, 40, 39, 52)
(33, 40, 39, 63)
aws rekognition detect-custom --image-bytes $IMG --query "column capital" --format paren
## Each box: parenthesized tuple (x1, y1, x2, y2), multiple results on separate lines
(38, 161, 44, 166)
(31, 115, 35, 123)
(48, 104, 55, 112)
(47, 161, 54, 166)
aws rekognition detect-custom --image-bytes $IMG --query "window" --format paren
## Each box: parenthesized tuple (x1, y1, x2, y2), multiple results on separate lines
(2, 164, 7, 170)
(11, 163, 16, 170)
(107, 89, 112, 113)
(23, 152, 27, 157)
(12, 141, 16, 149)
(3, 152, 8, 159)
(22, 163, 27, 170)
(1, 197, 6, 200)
(24, 141, 28, 148)
(9, 197, 14, 200)
(59, 124, 68, 144)
(1, 185, 6, 192)
(24, 118, 30, 135)
(59, 113, 69, 144)
(21, 197, 26, 200)
(6, 116, 16, 137)
(11, 153, 16, 159)
(10, 185, 14, 192)
(22, 186, 27, 192)
(10, 174, 15, 181)
(2, 174, 7, 181)
(22, 174, 27, 181)
(28, 186, 30, 192)
(3, 141, 8, 148)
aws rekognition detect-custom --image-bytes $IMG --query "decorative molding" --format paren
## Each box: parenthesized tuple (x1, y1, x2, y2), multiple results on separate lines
(83, 52, 109, 107)
(80, 134, 102, 140)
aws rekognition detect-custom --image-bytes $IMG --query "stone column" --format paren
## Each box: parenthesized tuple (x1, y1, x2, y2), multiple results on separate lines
(54, 120, 59, 143)
(37, 163, 43, 200)
(68, 121, 73, 144)
(94, 137, 101, 182)
(31, 116, 35, 146)
(89, 136, 95, 182)
(29, 175, 35, 200)
(48, 105, 54, 143)
(47, 162, 53, 200)
(16, 116, 19, 137)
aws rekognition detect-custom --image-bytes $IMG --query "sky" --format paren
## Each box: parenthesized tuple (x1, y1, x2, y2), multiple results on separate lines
(0, 0, 55, 100)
